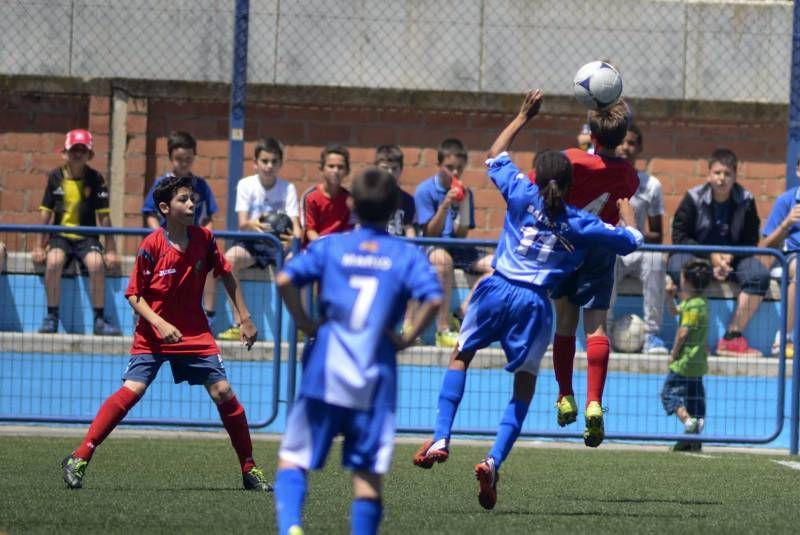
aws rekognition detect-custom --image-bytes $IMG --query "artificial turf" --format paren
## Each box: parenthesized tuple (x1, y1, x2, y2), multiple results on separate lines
(1, 435, 798, 534)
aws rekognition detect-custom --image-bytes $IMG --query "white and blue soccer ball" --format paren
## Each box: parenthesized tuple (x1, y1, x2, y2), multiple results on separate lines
(611, 313, 645, 353)
(573, 61, 623, 111)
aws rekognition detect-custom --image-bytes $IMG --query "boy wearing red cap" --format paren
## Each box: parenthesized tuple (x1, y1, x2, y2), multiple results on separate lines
(31, 129, 122, 335)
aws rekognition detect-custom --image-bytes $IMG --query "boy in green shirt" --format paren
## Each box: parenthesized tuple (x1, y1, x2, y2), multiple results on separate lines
(662, 259, 713, 452)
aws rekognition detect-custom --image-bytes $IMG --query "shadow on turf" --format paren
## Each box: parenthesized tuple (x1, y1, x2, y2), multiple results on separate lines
(592, 498, 721, 506)
(489, 510, 708, 519)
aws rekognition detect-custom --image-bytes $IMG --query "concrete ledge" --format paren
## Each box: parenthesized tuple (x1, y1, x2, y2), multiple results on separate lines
(1, 332, 789, 377)
(6, 251, 784, 298)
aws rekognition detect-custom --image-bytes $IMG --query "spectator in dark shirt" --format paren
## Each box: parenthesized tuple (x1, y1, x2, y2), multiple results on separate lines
(668, 148, 768, 357)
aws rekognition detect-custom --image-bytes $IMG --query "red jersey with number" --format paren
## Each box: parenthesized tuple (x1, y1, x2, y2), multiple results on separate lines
(529, 149, 638, 225)
(300, 184, 352, 242)
(125, 226, 231, 355)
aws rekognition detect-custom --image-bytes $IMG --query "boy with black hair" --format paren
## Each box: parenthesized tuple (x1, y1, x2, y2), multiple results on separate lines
(275, 167, 442, 535)
(141, 131, 219, 321)
(375, 144, 416, 238)
(669, 148, 768, 357)
(300, 144, 353, 243)
(611, 123, 669, 354)
(31, 129, 121, 336)
(662, 258, 713, 452)
(218, 138, 302, 341)
(62, 175, 270, 492)
(414, 138, 494, 348)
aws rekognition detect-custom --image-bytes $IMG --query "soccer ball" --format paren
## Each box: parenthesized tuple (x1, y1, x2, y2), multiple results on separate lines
(259, 212, 293, 236)
(611, 314, 645, 353)
(573, 61, 623, 111)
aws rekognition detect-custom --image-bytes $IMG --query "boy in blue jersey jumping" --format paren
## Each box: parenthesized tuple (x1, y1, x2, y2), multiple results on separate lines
(413, 90, 643, 510)
(274, 168, 443, 535)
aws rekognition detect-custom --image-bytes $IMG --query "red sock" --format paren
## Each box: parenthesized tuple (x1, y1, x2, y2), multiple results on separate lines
(74, 386, 141, 460)
(586, 335, 610, 406)
(552, 334, 576, 399)
(217, 395, 255, 473)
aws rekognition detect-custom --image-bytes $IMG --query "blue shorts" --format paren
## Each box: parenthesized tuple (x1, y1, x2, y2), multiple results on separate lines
(279, 396, 395, 474)
(457, 273, 552, 375)
(122, 354, 227, 386)
(660, 371, 706, 418)
(550, 248, 616, 309)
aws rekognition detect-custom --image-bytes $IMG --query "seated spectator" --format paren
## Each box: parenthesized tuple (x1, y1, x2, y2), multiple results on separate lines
(300, 144, 353, 243)
(758, 157, 800, 358)
(31, 129, 121, 335)
(141, 131, 219, 322)
(414, 138, 493, 348)
(375, 144, 416, 238)
(218, 138, 301, 341)
(610, 123, 669, 354)
(668, 148, 768, 357)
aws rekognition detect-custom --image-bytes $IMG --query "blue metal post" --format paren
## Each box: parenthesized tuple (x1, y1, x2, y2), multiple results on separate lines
(787, 0, 800, 191)
(285, 238, 302, 411)
(790, 0, 800, 456)
(226, 0, 250, 231)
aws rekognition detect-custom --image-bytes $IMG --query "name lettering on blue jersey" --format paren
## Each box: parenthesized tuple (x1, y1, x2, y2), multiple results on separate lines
(341, 253, 393, 271)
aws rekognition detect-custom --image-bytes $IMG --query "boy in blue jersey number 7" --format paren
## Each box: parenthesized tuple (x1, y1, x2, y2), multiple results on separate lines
(274, 168, 443, 535)
(413, 89, 644, 510)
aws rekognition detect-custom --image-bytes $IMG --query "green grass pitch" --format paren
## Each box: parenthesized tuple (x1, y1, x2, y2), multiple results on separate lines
(1, 435, 799, 533)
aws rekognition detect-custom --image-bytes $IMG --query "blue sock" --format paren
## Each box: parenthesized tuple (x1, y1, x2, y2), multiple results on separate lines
(274, 468, 306, 535)
(488, 399, 530, 470)
(433, 369, 467, 442)
(351, 498, 383, 535)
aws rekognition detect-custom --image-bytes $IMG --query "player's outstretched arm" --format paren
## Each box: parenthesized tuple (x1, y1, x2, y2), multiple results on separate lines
(488, 89, 543, 159)
(127, 295, 183, 343)
(220, 271, 257, 349)
(276, 272, 317, 337)
(388, 297, 442, 351)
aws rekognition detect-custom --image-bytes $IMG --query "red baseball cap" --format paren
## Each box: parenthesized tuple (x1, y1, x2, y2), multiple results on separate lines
(64, 129, 93, 151)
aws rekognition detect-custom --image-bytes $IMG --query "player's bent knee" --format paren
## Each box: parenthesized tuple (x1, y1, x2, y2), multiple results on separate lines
(352, 471, 382, 500)
(122, 380, 148, 396)
(428, 248, 453, 269)
(206, 380, 233, 402)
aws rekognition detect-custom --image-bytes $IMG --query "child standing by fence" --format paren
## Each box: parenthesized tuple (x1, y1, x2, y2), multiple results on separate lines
(662, 258, 713, 452)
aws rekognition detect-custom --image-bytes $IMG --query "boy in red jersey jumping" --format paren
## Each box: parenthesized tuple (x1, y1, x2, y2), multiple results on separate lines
(61, 175, 271, 491)
(542, 101, 638, 447)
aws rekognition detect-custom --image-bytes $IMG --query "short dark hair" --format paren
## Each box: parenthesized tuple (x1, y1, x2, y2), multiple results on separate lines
(709, 148, 738, 171)
(533, 150, 573, 217)
(167, 131, 197, 157)
(437, 138, 467, 165)
(351, 167, 400, 224)
(153, 175, 193, 213)
(682, 258, 713, 292)
(254, 137, 284, 162)
(375, 144, 404, 168)
(320, 143, 350, 172)
(588, 100, 629, 150)
(627, 123, 643, 149)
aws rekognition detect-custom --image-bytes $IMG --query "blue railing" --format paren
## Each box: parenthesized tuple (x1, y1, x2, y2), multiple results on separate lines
(0, 224, 285, 429)
(1, 226, 799, 452)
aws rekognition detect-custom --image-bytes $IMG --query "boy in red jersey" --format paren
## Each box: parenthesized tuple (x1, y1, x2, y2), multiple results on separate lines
(301, 144, 353, 243)
(61, 175, 271, 492)
(543, 101, 638, 447)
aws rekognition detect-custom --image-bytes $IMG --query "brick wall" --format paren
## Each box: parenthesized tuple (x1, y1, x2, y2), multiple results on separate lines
(0, 81, 790, 249)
